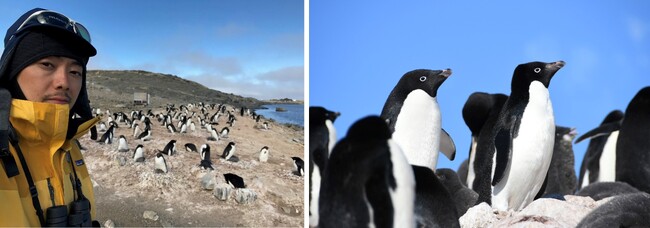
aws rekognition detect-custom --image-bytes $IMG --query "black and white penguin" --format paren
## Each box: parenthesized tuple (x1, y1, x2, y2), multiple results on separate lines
(221, 142, 236, 160)
(224, 173, 246, 188)
(575, 181, 640, 201)
(576, 110, 624, 189)
(199, 144, 213, 170)
(207, 128, 219, 141)
(117, 135, 129, 152)
(166, 123, 177, 134)
(379, 68, 456, 171)
(98, 124, 115, 144)
(291, 157, 304, 176)
(462, 92, 508, 188)
(473, 60, 565, 211)
(262, 121, 269, 130)
(132, 123, 141, 138)
(435, 168, 478, 217)
(412, 167, 461, 227)
(137, 128, 152, 141)
(133, 144, 145, 162)
(154, 152, 168, 173)
(615, 86, 650, 193)
(542, 125, 578, 196)
(98, 122, 107, 132)
(179, 122, 187, 133)
(185, 143, 198, 153)
(220, 127, 230, 138)
(576, 192, 650, 228)
(308, 106, 340, 227)
(259, 146, 269, 162)
(319, 116, 415, 227)
(161, 140, 177, 156)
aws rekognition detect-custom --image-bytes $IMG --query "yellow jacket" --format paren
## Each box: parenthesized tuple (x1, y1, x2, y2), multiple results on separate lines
(0, 99, 99, 226)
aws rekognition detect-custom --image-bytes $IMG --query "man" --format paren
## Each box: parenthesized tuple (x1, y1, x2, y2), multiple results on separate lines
(0, 8, 100, 226)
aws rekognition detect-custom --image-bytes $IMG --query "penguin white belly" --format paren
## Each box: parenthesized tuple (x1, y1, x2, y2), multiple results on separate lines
(392, 90, 441, 170)
(467, 137, 478, 188)
(326, 120, 337, 156)
(309, 165, 322, 227)
(581, 170, 590, 188)
(387, 139, 416, 228)
(492, 82, 555, 211)
(597, 131, 618, 182)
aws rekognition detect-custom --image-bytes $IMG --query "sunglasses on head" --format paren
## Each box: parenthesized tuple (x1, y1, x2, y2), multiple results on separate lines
(10, 9, 91, 44)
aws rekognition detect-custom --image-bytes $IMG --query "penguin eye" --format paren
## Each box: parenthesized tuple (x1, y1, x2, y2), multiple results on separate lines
(534, 68, 541, 73)
(419, 76, 427, 82)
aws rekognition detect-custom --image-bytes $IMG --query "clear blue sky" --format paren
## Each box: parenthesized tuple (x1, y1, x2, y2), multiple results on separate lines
(0, 1, 304, 100)
(310, 1, 650, 175)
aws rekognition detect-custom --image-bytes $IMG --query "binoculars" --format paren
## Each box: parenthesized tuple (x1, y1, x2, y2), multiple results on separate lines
(45, 198, 92, 227)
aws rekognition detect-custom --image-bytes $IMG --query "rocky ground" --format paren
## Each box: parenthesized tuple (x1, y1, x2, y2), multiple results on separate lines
(80, 104, 304, 227)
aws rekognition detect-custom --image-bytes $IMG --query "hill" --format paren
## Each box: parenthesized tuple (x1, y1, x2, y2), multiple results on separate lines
(86, 70, 266, 109)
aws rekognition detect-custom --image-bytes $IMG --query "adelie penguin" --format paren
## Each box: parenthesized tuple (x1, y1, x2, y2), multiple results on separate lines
(224, 173, 246, 188)
(207, 128, 219, 141)
(575, 110, 624, 189)
(319, 116, 415, 227)
(185, 143, 198, 153)
(542, 125, 578, 197)
(220, 127, 230, 138)
(199, 144, 214, 170)
(133, 144, 145, 162)
(221, 142, 238, 162)
(154, 152, 168, 173)
(473, 60, 565, 211)
(98, 124, 115, 144)
(117, 135, 129, 152)
(259, 146, 269, 162)
(161, 140, 177, 156)
(380, 68, 456, 171)
(576, 192, 650, 228)
(291, 157, 304, 176)
(137, 128, 152, 141)
(615, 86, 650, 193)
(308, 106, 340, 227)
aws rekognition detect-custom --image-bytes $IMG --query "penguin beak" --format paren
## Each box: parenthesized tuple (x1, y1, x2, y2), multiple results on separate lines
(441, 68, 452, 78)
(547, 61, 565, 72)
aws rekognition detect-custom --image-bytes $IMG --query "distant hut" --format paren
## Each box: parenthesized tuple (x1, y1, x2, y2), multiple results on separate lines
(134, 92, 150, 106)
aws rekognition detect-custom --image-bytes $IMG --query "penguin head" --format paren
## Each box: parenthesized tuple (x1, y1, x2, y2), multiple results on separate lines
(310, 106, 341, 125)
(602, 110, 624, 125)
(201, 144, 210, 152)
(512, 61, 564, 91)
(462, 92, 493, 135)
(395, 68, 452, 98)
(346, 115, 392, 142)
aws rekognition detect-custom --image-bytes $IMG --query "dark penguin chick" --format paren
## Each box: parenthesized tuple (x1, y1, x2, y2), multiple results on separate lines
(412, 166, 460, 228)
(161, 140, 177, 156)
(319, 116, 415, 228)
(154, 152, 168, 173)
(575, 181, 641, 201)
(542, 125, 578, 196)
(576, 192, 650, 228)
(462, 92, 508, 188)
(308, 106, 340, 227)
(224, 173, 246, 188)
(473, 61, 564, 211)
(185, 143, 198, 153)
(435, 168, 478, 217)
(576, 110, 624, 190)
(133, 144, 145, 162)
(291, 157, 304, 176)
(199, 144, 213, 170)
(380, 68, 456, 171)
(616, 86, 650, 193)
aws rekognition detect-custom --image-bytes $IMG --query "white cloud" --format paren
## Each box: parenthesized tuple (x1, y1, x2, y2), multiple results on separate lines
(627, 17, 646, 43)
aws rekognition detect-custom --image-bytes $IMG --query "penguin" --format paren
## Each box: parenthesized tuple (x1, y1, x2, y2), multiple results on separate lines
(457, 159, 469, 186)
(199, 144, 214, 170)
(575, 110, 624, 189)
(413, 166, 461, 227)
(542, 125, 578, 196)
(256, 114, 262, 123)
(259, 146, 269, 162)
(435, 168, 478, 217)
(207, 128, 219, 141)
(224, 173, 246, 188)
(462, 92, 509, 188)
(262, 122, 269, 130)
(179, 122, 187, 133)
(379, 68, 456, 171)
(117, 135, 129, 152)
(137, 128, 152, 141)
(133, 144, 145, 162)
(154, 152, 168, 173)
(98, 122, 107, 132)
(189, 120, 196, 132)
(575, 181, 640, 201)
(220, 127, 230, 138)
(161, 140, 177, 156)
(615, 86, 650, 193)
(166, 123, 177, 134)
(221, 142, 236, 161)
(319, 116, 415, 227)
(185, 143, 198, 153)
(98, 124, 115, 144)
(473, 60, 565, 211)
(132, 123, 141, 138)
(308, 106, 340, 227)
(291, 157, 304, 176)
(576, 192, 650, 228)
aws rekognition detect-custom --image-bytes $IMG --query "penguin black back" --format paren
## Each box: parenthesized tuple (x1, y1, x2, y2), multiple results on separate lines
(616, 86, 650, 193)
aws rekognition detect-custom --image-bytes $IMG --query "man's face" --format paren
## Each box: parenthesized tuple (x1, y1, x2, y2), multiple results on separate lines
(17, 56, 83, 108)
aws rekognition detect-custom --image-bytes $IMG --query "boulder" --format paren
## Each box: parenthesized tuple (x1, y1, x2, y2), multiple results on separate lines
(235, 189, 257, 204)
(201, 173, 216, 190)
(214, 183, 232, 201)
(143, 210, 159, 221)
(459, 202, 497, 228)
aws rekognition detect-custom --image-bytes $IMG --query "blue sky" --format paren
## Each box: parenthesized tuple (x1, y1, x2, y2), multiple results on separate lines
(0, 1, 304, 100)
(310, 1, 650, 175)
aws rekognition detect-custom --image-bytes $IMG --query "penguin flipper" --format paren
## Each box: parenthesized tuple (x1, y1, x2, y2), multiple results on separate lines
(492, 128, 511, 186)
(574, 121, 622, 144)
(439, 128, 456, 160)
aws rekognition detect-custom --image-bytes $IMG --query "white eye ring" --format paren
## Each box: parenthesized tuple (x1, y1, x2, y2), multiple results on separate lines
(419, 76, 427, 82)
(534, 68, 541, 73)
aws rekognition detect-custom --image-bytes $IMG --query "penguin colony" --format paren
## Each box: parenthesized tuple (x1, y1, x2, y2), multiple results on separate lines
(82, 102, 304, 224)
(311, 61, 650, 227)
